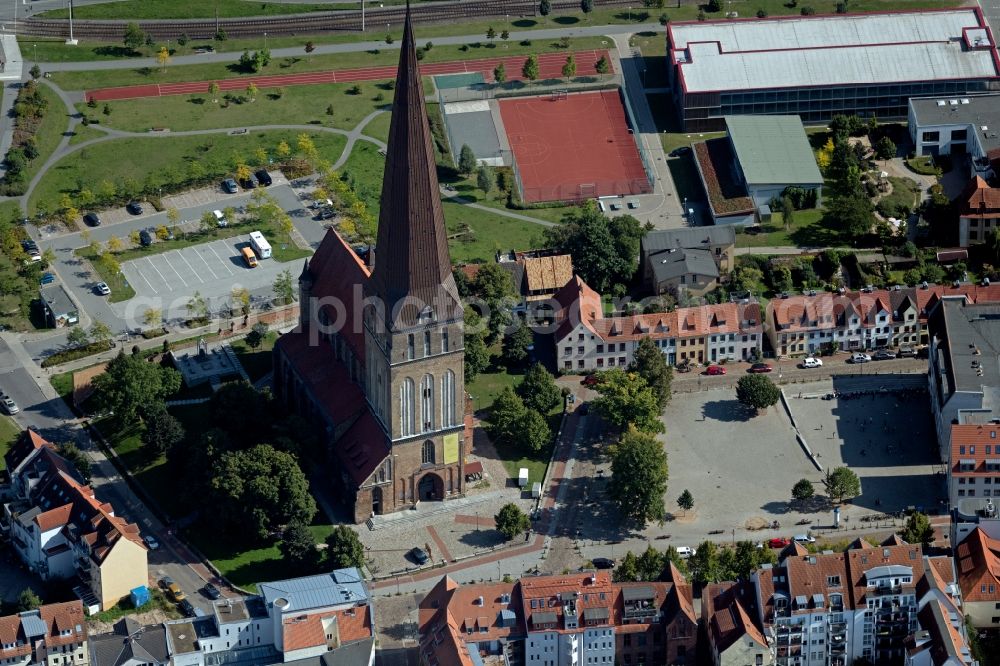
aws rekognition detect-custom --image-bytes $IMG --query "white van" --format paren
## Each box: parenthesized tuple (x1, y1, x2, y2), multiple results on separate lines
(674, 546, 695, 558)
(213, 210, 227, 227)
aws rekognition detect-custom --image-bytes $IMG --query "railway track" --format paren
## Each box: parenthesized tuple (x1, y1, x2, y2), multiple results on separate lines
(19, 0, 640, 40)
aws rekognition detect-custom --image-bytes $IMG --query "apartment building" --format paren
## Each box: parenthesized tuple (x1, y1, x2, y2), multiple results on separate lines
(552, 275, 763, 372)
(947, 423, 1000, 512)
(958, 177, 1000, 247)
(640, 226, 737, 298)
(955, 528, 1000, 629)
(0, 601, 88, 666)
(2, 430, 148, 610)
(748, 540, 966, 666)
(418, 569, 697, 666)
(702, 582, 774, 666)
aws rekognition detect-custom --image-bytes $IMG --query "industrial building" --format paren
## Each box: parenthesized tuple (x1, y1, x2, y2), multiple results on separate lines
(666, 9, 1000, 131)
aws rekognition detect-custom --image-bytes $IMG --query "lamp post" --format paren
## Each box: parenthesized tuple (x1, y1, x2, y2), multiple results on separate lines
(66, 0, 77, 45)
(361, 0, 365, 32)
(264, 31, 267, 51)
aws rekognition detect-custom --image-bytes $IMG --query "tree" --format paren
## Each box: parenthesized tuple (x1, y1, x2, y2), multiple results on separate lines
(629, 337, 672, 409)
(304, 40, 315, 53)
(593, 369, 664, 434)
(325, 525, 365, 569)
(501, 29, 510, 41)
(516, 406, 551, 452)
(57, 442, 92, 483)
(477, 165, 494, 193)
(874, 136, 897, 161)
(458, 144, 477, 175)
(486, 26, 497, 42)
(495, 503, 530, 540)
(246, 82, 258, 102)
(595, 55, 610, 77)
(735, 374, 781, 413)
(688, 540, 720, 585)
(561, 54, 577, 79)
(156, 46, 170, 72)
(277, 140, 291, 158)
(17, 589, 41, 612)
(792, 478, 815, 502)
(493, 62, 507, 85)
(485, 387, 525, 447)
(236, 163, 253, 184)
(123, 22, 146, 51)
(522, 54, 540, 83)
(582, 0, 594, 12)
(518, 363, 561, 414)
(608, 426, 668, 526)
(274, 269, 295, 304)
(231, 286, 251, 317)
(463, 307, 491, 381)
(29, 64, 41, 80)
(141, 406, 185, 456)
(502, 322, 533, 366)
(212, 444, 316, 540)
(471, 262, 515, 342)
(280, 521, 320, 572)
(636, 545, 666, 581)
(822, 466, 861, 503)
(545, 202, 643, 293)
(186, 290, 208, 321)
(613, 551, 640, 582)
(66, 326, 90, 349)
(677, 489, 694, 515)
(93, 350, 182, 425)
(899, 511, 935, 546)
(539, 0, 551, 15)
(88, 320, 112, 345)
(246, 322, 267, 350)
(781, 196, 795, 232)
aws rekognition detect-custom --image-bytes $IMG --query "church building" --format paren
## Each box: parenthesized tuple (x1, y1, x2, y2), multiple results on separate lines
(273, 7, 468, 524)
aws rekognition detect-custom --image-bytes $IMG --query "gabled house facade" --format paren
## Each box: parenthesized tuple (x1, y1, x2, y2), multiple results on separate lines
(0, 601, 88, 666)
(958, 176, 1000, 247)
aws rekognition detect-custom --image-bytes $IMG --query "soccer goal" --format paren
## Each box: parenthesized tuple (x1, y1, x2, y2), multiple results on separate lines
(578, 183, 597, 198)
(551, 89, 568, 101)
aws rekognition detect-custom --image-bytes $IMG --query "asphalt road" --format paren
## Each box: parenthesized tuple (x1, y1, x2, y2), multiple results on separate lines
(25, 182, 315, 361)
(0, 0, 128, 24)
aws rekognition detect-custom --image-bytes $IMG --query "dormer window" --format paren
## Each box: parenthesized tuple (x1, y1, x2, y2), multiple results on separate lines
(418, 307, 434, 324)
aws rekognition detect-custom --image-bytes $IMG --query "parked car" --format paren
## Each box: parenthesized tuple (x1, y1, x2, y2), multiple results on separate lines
(314, 207, 335, 221)
(143, 535, 159, 550)
(255, 169, 273, 186)
(408, 547, 430, 565)
(178, 599, 196, 618)
(768, 537, 791, 548)
(591, 557, 615, 569)
(2, 396, 19, 415)
(748, 363, 773, 373)
(800, 357, 823, 369)
(139, 230, 153, 246)
(126, 201, 144, 215)
(239, 173, 259, 190)
(581, 374, 602, 387)
(20, 240, 38, 252)
(898, 346, 917, 357)
(83, 212, 101, 227)
(627, 201, 639, 209)
(674, 546, 695, 558)
(850, 353, 871, 364)
(167, 582, 186, 602)
(202, 583, 221, 600)
(213, 210, 227, 227)
(669, 146, 692, 157)
(39, 272, 55, 285)
(793, 533, 816, 544)
(94, 282, 111, 296)
(704, 365, 726, 376)
(873, 349, 896, 360)
(222, 178, 239, 194)
(158, 576, 174, 590)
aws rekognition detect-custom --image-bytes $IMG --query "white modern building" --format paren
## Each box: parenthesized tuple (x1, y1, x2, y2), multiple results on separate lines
(909, 94, 1000, 179)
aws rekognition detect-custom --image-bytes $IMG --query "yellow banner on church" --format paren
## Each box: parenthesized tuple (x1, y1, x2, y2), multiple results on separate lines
(443, 433, 459, 464)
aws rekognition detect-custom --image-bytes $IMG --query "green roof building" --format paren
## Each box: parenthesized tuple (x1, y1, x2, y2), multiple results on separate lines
(724, 115, 824, 209)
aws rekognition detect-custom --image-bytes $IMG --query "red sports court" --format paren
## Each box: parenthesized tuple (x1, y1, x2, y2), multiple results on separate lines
(498, 90, 651, 204)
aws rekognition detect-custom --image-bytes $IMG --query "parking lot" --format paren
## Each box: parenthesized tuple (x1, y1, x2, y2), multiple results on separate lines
(120, 235, 288, 303)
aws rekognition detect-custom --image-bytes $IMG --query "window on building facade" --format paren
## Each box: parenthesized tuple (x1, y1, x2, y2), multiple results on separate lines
(422, 439, 434, 465)
(407, 334, 414, 360)
(424, 331, 431, 356)
(421, 374, 434, 431)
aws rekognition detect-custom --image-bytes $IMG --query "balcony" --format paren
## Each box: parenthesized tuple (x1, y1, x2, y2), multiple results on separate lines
(830, 634, 846, 646)
(872, 585, 903, 597)
(777, 646, 802, 658)
(776, 634, 803, 646)
(775, 625, 802, 636)
(829, 622, 847, 633)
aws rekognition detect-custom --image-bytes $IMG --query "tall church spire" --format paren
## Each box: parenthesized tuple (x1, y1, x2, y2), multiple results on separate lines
(368, 4, 460, 329)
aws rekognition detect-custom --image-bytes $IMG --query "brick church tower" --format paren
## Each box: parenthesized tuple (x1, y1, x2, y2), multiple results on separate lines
(361, 5, 466, 509)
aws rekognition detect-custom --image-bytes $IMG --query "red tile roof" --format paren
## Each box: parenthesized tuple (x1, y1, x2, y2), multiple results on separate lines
(305, 228, 371, 361)
(334, 411, 390, 486)
(34, 504, 72, 532)
(955, 527, 1000, 602)
(960, 176, 1000, 217)
(704, 582, 769, 653)
(38, 601, 87, 648)
(950, 423, 1000, 476)
(274, 329, 367, 425)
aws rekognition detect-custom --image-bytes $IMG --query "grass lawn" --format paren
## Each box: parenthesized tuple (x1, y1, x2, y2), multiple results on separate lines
(629, 31, 668, 88)
(735, 208, 844, 248)
(91, 589, 180, 623)
(0, 415, 21, 470)
(94, 416, 177, 516)
(229, 331, 278, 382)
(67, 123, 109, 146)
(85, 78, 418, 133)
(19, 84, 70, 189)
(444, 174, 575, 225)
(49, 36, 611, 91)
(29, 130, 347, 215)
(43, 0, 350, 19)
(905, 155, 942, 177)
(361, 111, 391, 143)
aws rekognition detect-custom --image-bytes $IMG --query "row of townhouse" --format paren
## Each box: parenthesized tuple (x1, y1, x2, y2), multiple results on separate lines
(0, 601, 89, 666)
(767, 283, 1000, 358)
(0, 430, 148, 611)
(704, 539, 977, 666)
(418, 567, 697, 666)
(552, 276, 764, 372)
(87, 568, 375, 666)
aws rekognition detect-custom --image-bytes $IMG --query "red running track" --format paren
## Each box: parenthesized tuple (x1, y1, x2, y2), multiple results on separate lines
(86, 49, 613, 102)
(499, 90, 651, 204)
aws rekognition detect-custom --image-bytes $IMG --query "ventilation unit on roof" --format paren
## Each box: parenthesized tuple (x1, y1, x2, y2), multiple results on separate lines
(982, 126, 989, 132)
(936, 100, 946, 106)
(961, 98, 970, 104)
(950, 99, 959, 106)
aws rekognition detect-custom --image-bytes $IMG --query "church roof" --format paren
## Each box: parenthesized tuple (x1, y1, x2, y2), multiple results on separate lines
(368, 5, 461, 329)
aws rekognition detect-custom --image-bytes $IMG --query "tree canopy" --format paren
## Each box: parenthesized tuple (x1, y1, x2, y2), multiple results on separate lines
(823, 466, 861, 503)
(463, 307, 491, 381)
(517, 363, 561, 414)
(211, 444, 317, 540)
(545, 202, 644, 293)
(735, 374, 781, 413)
(495, 503, 530, 540)
(93, 351, 182, 425)
(629, 336, 673, 409)
(608, 426, 668, 526)
(792, 478, 815, 502)
(279, 521, 321, 573)
(899, 511, 934, 546)
(325, 525, 366, 570)
(502, 323, 533, 367)
(593, 369, 664, 433)
(141, 406, 185, 457)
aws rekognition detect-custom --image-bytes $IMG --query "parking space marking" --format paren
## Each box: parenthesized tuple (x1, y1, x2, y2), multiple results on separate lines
(207, 242, 235, 275)
(192, 245, 220, 280)
(145, 256, 171, 291)
(177, 251, 205, 284)
(161, 253, 188, 288)
(126, 263, 157, 295)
